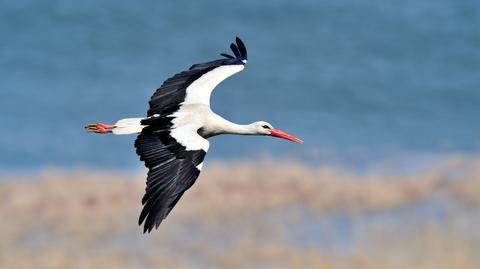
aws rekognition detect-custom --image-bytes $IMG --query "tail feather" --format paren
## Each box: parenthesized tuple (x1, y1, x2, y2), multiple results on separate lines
(112, 118, 145, 135)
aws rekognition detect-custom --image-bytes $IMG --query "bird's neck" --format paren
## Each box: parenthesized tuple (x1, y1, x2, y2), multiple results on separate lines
(202, 114, 256, 137)
(220, 122, 256, 135)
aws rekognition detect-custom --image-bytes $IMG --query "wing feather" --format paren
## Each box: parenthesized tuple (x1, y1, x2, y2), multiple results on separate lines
(147, 37, 248, 116)
(135, 130, 206, 233)
(230, 43, 241, 58)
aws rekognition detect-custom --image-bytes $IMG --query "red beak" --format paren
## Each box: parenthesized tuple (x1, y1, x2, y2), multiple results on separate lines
(270, 128, 303, 144)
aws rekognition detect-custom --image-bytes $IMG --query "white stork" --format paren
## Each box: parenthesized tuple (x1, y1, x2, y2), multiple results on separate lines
(85, 37, 302, 233)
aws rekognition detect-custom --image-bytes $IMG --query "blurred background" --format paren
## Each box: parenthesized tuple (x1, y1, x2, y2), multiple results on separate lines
(1, 0, 479, 268)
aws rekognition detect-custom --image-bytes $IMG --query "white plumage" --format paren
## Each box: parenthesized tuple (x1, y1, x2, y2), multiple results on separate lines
(183, 64, 244, 106)
(111, 118, 145, 135)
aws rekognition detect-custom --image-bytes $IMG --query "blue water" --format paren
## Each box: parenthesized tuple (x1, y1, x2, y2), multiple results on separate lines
(1, 0, 479, 171)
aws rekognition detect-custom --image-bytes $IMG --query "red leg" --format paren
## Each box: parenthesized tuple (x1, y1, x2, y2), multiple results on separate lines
(97, 122, 116, 129)
(85, 122, 115, 134)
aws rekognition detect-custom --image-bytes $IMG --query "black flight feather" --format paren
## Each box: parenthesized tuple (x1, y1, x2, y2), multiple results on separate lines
(220, 53, 235, 59)
(230, 43, 241, 58)
(135, 130, 206, 233)
(235, 37, 247, 60)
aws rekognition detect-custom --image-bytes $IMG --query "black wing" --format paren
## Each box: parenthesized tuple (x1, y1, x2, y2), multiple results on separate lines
(147, 37, 248, 117)
(135, 123, 206, 233)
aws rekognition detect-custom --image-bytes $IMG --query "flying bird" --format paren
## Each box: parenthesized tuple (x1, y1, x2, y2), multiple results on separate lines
(85, 37, 302, 233)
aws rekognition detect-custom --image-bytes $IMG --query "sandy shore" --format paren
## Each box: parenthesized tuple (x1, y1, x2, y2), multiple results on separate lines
(1, 156, 479, 269)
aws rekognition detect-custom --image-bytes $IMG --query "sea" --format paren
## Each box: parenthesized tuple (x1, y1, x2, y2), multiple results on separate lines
(1, 0, 479, 172)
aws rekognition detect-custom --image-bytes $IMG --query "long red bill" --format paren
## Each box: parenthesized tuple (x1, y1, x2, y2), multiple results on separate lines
(270, 128, 303, 144)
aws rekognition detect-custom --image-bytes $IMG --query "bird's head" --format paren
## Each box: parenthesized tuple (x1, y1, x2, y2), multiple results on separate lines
(252, 121, 303, 143)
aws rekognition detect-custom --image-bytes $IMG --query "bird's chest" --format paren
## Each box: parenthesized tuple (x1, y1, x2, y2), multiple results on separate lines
(169, 104, 209, 132)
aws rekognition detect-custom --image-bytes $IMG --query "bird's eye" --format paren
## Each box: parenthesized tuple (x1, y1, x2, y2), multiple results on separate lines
(262, 125, 270, 129)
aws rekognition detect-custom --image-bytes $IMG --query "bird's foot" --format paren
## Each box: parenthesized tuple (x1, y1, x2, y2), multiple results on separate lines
(84, 122, 115, 134)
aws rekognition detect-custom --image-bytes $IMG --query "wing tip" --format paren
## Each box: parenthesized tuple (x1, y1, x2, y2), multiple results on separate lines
(139, 212, 162, 234)
(220, 36, 247, 62)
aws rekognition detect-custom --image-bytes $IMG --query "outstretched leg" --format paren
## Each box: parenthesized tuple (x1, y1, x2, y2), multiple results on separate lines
(84, 122, 116, 134)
